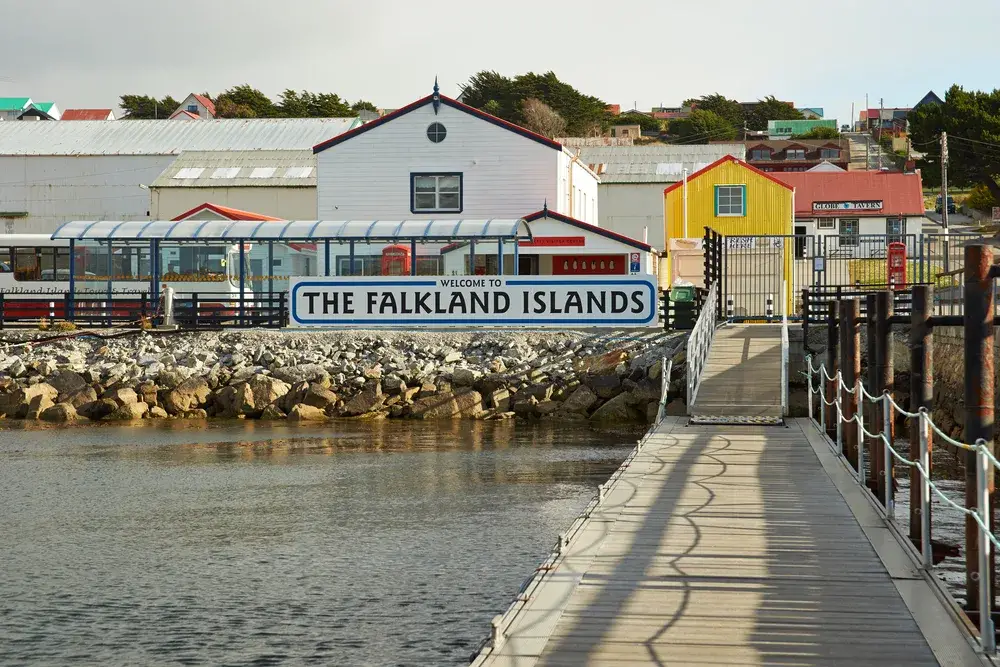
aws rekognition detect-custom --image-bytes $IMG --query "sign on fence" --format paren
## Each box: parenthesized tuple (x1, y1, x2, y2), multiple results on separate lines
(725, 237, 783, 250)
(289, 276, 659, 327)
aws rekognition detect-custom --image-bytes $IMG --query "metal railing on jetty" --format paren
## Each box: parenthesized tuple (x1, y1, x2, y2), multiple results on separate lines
(802, 243, 1000, 655)
(685, 283, 717, 409)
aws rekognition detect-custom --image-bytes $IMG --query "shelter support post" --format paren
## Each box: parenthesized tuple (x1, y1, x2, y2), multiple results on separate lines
(469, 240, 476, 276)
(349, 241, 356, 276)
(239, 240, 246, 326)
(497, 239, 504, 276)
(106, 240, 113, 326)
(410, 239, 417, 276)
(67, 239, 75, 322)
(866, 293, 879, 493)
(325, 240, 331, 277)
(268, 241, 274, 305)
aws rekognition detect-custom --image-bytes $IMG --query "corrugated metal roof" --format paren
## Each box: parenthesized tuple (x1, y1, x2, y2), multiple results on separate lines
(0, 117, 361, 156)
(151, 150, 316, 187)
(0, 97, 30, 111)
(776, 171, 925, 217)
(61, 109, 114, 121)
(577, 144, 745, 183)
(51, 219, 531, 242)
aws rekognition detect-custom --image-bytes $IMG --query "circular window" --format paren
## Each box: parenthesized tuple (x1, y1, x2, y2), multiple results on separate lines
(427, 122, 447, 143)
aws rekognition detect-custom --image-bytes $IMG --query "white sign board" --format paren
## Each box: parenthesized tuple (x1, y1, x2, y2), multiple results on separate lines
(725, 237, 784, 250)
(289, 276, 659, 327)
(813, 200, 883, 211)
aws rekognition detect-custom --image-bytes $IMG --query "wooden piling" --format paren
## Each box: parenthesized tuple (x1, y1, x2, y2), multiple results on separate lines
(826, 301, 839, 440)
(964, 244, 995, 615)
(910, 285, 933, 549)
(866, 293, 879, 492)
(840, 298, 861, 469)
(875, 290, 894, 504)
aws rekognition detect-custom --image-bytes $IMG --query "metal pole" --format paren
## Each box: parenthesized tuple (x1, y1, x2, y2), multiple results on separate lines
(497, 239, 503, 276)
(840, 298, 860, 469)
(965, 244, 995, 616)
(857, 376, 866, 486)
(268, 241, 274, 305)
(349, 240, 356, 275)
(513, 237, 520, 276)
(238, 240, 246, 327)
(411, 239, 418, 276)
(876, 290, 894, 504)
(978, 445, 996, 653)
(324, 240, 331, 277)
(682, 168, 688, 238)
(67, 239, 76, 322)
(469, 240, 476, 275)
(911, 285, 933, 548)
(827, 301, 839, 440)
(919, 410, 933, 569)
(105, 240, 113, 326)
(883, 393, 894, 519)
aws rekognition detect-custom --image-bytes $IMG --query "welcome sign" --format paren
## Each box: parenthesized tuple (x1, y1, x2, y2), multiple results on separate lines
(289, 276, 658, 327)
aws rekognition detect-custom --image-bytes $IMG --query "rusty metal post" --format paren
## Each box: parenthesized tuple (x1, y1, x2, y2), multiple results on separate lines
(875, 290, 894, 504)
(866, 293, 880, 492)
(964, 244, 995, 616)
(826, 301, 839, 440)
(840, 299, 861, 469)
(910, 285, 933, 549)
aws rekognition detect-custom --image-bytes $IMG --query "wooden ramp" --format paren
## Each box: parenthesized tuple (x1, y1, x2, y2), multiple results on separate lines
(474, 419, 984, 667)
(691, 324, 783, 421)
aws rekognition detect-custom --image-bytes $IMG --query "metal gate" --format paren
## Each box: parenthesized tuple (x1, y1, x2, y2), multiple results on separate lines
(704, 231, 982, 321)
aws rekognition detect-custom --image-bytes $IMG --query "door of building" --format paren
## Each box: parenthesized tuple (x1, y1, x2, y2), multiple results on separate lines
(517, 255, 539, 275)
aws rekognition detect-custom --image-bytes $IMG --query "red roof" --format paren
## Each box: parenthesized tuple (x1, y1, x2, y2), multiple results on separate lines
(314, 93, 562, 153)
(170, 109, 200, 120)
(775, 171, 925, 217)
(522, 210, 654, 252)
(193, 94, 216, 117)
(172, 202, 282, 222)
(662, 155, 794, 195)
(61, 108, 113, 120)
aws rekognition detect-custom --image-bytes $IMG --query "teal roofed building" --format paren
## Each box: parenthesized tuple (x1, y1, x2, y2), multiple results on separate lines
(767, 118, 837, 139)
(29, 102, 60, 120)
(0, 97, 32, 121)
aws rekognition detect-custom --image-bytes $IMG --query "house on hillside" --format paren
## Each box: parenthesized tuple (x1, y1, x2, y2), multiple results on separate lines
(62, 109, 115, 121)
(744, 139, 850, 172)
(170, 94, 216, 120)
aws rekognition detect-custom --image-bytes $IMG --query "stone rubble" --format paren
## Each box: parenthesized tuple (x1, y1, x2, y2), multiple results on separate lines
(0, 329, 687, 425)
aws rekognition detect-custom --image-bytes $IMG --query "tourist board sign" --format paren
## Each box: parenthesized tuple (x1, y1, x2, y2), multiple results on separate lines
(813, 200, 883, 211)
(289, 275, 659, 327)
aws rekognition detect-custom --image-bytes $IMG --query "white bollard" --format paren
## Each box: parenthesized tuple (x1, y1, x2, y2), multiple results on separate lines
(161, 285, 175, 327)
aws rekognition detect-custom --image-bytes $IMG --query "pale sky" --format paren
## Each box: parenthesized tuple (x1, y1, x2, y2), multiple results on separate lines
(2, 0, 997, 126)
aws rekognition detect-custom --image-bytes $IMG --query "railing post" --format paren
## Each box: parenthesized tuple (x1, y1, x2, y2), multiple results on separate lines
(857, 376, 866, 486)
(826, 301, 839, 441)
(876, 290, 894, 504)
(919, 410, 933, 569)
(807, 356, 814, 423)
(836, 372, 843, 456)
(978, 444, 996, 654)
(911, 285, 933, 549)
(866, 293, 879, 493)
(883, 392, 894, 519)
(840, 298, 861, 470)
(964, 244, 995, 618)
(192, 293, 199, 330)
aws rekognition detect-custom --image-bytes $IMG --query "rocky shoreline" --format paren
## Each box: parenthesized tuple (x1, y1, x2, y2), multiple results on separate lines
(0, 329, 687, 426)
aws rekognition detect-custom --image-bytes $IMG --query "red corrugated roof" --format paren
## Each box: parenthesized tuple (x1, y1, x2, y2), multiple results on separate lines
(172, 202, 282, 222)
(193, 94, 216, 117)
(775, 171, 925, 217)
(61, 108, 113, 120)
(662, 155, 794, 195)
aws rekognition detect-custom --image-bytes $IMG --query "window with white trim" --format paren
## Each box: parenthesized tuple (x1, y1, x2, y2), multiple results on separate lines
(839, 218, 859, 246)
(715, 185, 746, 217)
(411, 173, 462, 213)
(817, 218, 836, 230)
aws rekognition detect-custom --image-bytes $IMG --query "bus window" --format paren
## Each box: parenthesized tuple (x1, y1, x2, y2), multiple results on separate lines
(14, 248, 39, 281)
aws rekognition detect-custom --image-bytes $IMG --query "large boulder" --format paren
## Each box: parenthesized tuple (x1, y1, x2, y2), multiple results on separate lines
(26, 393, 55, 420)
(108, 401, 149, 421)
(287, 403, 327, 422)
(63, 386, 98, 410)
(260, 404, 286, 420)
(215, 383, 255, 418)
(625, 384, 663, 407)
(302, 385, 338, 412)
(452, 367, 482, 387)
(341, 383, 384, 416)
(2, 383, 58, 418)
(587, 374, 622, 400)
(560, 385, 598, 415)
(590, 393, 641, 423)
(272, 364, 330, 386)
(162, 376, 211, 415)
(47, 370, 87, 399)
(148, 406, 169, 419)
(410, 389, 482, 419)
(246, 375, 290, 409)
(102, 387, 138, 407)
(78, 398, 118, 421)
(136, 382, 159, 407)
(40, 402, 78, 423)
(157, 369, 187, 389)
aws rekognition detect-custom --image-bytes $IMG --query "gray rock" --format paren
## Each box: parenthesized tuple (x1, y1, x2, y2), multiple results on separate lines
(302, 385, 338, 412)
(561, 385, 598, 414)
(215, 383, 255, 418)
(246, 375, 290, 408)
(410, 389, 482, 419)
(488, 388, 511, 412)
(287, 403, 327, 421)
(341, 383, 384, 416)
(442, 351, 462, 364)
(63, 386, 98, 409)
(162, 376, 211, 415)
(46, 370, 87, 398)
(107, 401, 149, 421)
(103, 387, 138, 407)
(79, 398, 118, 421)
(40, 402, 78, 423)
(26, 393, 55, 419)
(590, 394, 641, 423)
(260, 404, 286, 420)
(148, 406, 169, 419)
(272, 364, 330, 385)
(7, 359, 25, 377)
(452, 367, 482, 387)
(587, 374, 622, 400)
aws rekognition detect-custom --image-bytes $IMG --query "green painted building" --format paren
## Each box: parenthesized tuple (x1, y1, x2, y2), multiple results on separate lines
(767, 119, 837, 139)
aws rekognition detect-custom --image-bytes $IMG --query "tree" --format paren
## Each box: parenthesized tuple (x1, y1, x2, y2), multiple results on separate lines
(668, 109, 738, 143)
(119, 94, 180, 119)
(521, 98, 566, 138)
(745, 95, 803, 131)
(215, 85, 276, 118)
(459, 70, 608, 136)
(685, 94, 744, 131)
(909, 85, 1000, 201)
(613, 111, 662, 133)
(792, 126, 840, 140)
(351, 100, 379, 113)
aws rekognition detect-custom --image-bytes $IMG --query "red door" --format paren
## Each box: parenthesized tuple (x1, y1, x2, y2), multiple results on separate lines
(551, 254, 626, 275)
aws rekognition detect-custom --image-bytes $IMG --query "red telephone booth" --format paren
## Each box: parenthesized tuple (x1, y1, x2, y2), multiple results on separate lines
(887, 242, 907, 289)
(381, 245, 411, 276)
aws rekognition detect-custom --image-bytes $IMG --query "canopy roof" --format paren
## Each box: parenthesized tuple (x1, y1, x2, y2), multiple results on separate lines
(51, 219, 532, 243)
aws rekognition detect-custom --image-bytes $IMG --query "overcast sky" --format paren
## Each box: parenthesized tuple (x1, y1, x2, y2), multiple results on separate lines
(2, 0, 997, 125)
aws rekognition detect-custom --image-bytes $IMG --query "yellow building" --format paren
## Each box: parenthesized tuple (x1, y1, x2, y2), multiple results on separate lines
(663, 155, 795, 313)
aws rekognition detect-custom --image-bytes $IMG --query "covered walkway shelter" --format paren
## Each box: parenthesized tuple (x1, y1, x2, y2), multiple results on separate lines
(50, 219, 533, 323)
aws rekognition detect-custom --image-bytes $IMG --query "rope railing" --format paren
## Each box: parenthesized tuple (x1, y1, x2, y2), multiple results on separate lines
(805, 354, 997, 654)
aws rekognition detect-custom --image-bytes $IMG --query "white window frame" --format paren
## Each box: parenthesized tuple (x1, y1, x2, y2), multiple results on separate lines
(839, 218, 859, 246)
(715, 185, 746, 217)
(817, 218, 836, 230)
(411, 173, 463, 214)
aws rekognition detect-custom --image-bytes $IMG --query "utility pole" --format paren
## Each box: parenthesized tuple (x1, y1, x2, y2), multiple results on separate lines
(865, 93, 870, 170)
(942, 131, 950, 273)
(877, 98, 884, 171)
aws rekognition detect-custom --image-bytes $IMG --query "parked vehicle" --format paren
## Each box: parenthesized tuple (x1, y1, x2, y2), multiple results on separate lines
(935, 195, 956, 214)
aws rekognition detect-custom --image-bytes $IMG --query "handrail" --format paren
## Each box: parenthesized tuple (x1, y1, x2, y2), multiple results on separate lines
(686, 283, 718, 413)
(805, 355, 997, 654)
(780, 279, 789, 416)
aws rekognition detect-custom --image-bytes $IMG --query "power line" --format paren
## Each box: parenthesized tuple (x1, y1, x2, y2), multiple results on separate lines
(949, 135, 1000, 149)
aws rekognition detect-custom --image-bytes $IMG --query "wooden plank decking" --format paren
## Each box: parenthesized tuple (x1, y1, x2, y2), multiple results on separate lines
(475, 418, 984, 667)
(691, 325, 783, 418)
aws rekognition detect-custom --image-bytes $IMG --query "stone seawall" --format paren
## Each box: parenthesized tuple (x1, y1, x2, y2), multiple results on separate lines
(0, 329, 687, 425)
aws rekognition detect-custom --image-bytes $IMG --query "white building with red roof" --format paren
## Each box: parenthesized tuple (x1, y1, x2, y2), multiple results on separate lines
(170, 94, 216, 120)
